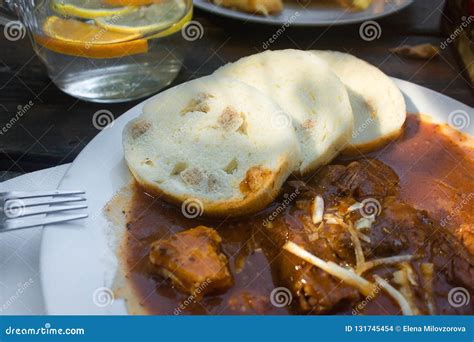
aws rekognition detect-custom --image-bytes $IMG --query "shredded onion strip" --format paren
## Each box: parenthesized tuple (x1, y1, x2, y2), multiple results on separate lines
(393, 263, 420, 315)
(357, 231, 371, 243)
(345, 221, 365, 266)
(356, 255, 414, 275)
(374, 275, 413, 315)
(283, 241, 375, 296)
(420, 263, 436, 314)
(311, 196, 324, 224)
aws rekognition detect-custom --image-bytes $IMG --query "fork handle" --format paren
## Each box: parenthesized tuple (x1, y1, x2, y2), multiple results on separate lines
(2, 214, 88, 232)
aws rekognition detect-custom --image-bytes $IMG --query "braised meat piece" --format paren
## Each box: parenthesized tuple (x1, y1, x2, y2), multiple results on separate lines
(368, 197, 430, 257)
(277, 238, 360, 313)
(368, 197, 474, 289)
(263, 159, 474, 314)
(149, 226, 233, 296)
(228, 291, 271, 314)
(263, 211, 360, 314)
(309, 159, 400, 204)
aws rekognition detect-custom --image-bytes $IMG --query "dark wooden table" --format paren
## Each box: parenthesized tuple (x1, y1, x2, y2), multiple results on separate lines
(0, 0, 472, 181)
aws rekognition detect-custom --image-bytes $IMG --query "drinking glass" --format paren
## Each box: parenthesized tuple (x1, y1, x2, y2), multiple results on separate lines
(0, 0, 193, 102)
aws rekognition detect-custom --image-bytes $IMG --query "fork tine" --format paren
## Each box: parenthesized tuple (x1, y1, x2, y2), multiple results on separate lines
(4, 190, 85, 200)
(6, 196, 86, 208)
(5, 204, 88, 219)
(3, 213, 88, 231)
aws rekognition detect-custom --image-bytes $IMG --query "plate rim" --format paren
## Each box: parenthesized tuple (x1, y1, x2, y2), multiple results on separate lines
(193, 0, 414, 26)
(40, 77, 473, 315)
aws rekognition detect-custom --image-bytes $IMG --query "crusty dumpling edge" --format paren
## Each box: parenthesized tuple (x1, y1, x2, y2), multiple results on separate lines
(125, 153, 293, 217)
(311, 50, 406, 155)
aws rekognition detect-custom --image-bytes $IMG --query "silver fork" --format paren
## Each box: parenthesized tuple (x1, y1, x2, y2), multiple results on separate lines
(1, 190, 88, 232)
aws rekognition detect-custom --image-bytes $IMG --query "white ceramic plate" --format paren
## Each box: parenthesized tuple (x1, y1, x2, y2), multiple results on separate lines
(193, 0, 413, 26)
(40, 78, 473, 315)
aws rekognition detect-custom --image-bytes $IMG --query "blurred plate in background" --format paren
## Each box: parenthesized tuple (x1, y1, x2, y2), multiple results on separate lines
(193, 0, 413, 26)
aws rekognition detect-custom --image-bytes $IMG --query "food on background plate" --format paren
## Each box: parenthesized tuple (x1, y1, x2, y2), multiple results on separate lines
(211, 0, 283, 15)
(214, 49, 354, 175)
(311, 50, 406, 154)
(336, 0, 371, 10)
(389, 43, 440, 60)
(210, 0, 372, 16)
(122, 75, 301, 217)
(116, 49, 474, 315)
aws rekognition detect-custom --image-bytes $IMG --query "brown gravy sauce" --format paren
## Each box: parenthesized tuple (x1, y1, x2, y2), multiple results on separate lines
(121, 114, 474, 315)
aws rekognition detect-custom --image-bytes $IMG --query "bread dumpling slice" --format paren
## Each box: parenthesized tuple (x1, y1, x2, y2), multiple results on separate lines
(214, 49, 353, 175)
(311, 50, 406, 154)
(123, 75, 301, 217)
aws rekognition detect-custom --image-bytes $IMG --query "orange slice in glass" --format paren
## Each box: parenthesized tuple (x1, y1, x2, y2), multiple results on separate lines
(36, 16, 147, 58)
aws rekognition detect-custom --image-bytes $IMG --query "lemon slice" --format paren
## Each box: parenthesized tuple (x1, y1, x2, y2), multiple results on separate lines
(95, 0, 188, 35)
(103, 0, 160, 5)
(51, 0, 133, 19)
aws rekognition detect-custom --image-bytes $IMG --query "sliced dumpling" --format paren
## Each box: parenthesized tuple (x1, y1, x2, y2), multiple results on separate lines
(311, 50, 406, 154)
(214, 49, 353, 175)
(123, 75, 301, 217)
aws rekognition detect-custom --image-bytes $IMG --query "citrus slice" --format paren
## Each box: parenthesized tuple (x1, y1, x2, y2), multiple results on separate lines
(43, 16, 140, 44)
(37, 16, 147, 58)
(35, 35, 148, 58)
(51, 0, 133, 19)
(103, 0, 160, 6)
(95, 0, 188, 34)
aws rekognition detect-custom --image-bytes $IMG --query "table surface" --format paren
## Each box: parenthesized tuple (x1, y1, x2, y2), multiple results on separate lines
(0, 0, 472, 181)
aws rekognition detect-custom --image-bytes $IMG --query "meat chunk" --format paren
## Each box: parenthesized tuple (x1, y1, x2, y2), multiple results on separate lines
(265, 158, 474, 314)
(263, 215, 360, 314)
(368, 197, 430, 257)
(277, 244, 360, 313)
(228, 291, 271, 314)
(149, 226, 233, 296)
(368, 197, 474, 289)
(310, 159, 400, 204)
